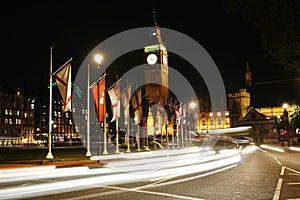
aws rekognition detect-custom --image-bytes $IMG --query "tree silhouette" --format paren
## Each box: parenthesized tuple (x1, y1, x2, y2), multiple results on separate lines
(222, 0, 300, 70)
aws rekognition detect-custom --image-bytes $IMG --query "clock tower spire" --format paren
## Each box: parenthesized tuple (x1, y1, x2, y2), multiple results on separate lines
(144, 8, 169, 104)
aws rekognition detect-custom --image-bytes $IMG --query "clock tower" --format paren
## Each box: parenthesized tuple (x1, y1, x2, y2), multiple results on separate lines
(144, 44, 169, 104)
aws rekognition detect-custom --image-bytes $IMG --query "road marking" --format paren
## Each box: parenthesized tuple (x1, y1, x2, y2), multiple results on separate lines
(273, 156, 282, 166)
(286, 182, 300, 185)
(280, 166, 285, 176)
(272, 178, 283, 200)
(64, 164, 237, 200)
(106, 185, 205, 200)
(285, 166, 300, 175)
(64, 185, 205, 200)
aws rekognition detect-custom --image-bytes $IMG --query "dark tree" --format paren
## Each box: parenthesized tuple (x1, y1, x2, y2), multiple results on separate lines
(222, 0, 300, 70)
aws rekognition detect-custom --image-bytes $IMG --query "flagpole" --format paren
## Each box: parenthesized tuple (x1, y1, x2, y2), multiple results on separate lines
(115, 75, 120, 153)
(136, 83, 141, 152)
(46, 47, 54, 159)
(181, 104, 185, 148)
(103, 74, 108, 155)
(126, 80, 131, 152)
(86, 64, 92, 157)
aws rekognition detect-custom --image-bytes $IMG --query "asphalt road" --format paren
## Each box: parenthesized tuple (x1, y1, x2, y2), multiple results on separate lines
(1, 145, 300, 200)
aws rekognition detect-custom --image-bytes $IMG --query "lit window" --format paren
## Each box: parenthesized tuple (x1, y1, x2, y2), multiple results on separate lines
(16, 119, 21, 125)
(226, 118, 230, 124)
(24, 112, 28, 118)
(209, 112, 213, 117)
(217, 112, 221, 117)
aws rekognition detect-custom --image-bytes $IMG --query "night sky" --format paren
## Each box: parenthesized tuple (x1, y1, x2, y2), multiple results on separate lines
(1, 1, 299, 107)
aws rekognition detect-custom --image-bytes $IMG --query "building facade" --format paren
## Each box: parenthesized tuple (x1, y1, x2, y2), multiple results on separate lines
(0, 88, 35, 146)
(34, 82, 80, 146)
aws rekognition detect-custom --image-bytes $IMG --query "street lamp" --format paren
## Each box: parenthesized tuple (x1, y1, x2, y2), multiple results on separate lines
(86, 54, 103, 157)
(189, 101, 197, 110)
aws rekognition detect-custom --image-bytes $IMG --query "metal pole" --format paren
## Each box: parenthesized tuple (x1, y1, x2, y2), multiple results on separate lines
(86, 64, 92, 157)
(115, 76, 120, 154)
(46, 47, 54, 159)
(126, 80, 131, 152)
(115, 117, 120, 153)
(126, 116, 131, 152)
(103, 99, 108, 154)
(137, 123, 141, 151)
(103, 79, 108, 154)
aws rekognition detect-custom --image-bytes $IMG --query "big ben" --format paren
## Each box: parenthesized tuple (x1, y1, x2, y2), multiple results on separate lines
(144, 43, 169, 104)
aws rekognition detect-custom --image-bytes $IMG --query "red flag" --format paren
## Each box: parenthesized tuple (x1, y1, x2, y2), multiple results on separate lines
(92, 77, 105, 123)
(130, 89, 142, 125)
(55, 61, 72, 112)
(108, 80, 121, 122)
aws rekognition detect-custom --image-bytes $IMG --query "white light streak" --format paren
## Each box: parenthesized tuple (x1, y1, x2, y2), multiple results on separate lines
(260, 144, 285, 152)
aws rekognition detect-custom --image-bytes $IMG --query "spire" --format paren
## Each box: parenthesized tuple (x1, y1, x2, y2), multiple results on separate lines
(152, 7, 165, 47)
(246, 62, 250, 72)
(245, 62, 252, 106)
(245, 62, 252, 89)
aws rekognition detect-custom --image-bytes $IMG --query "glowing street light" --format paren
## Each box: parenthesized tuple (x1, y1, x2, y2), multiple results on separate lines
(94, 54, 103, 67)
(189, 101, 197, 110)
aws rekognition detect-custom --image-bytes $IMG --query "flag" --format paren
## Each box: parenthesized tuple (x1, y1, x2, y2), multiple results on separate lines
(54, 61, 72, 112)
(108, 80, 121, 122)
(121, 84, 131, 124)
(175, 103, 182, 126)
(130, 89, 142, 125)
(91, 76, 105, 123)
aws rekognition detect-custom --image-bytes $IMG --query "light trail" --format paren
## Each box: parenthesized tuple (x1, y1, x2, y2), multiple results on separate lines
(0, 151, 241, 200)
(260, 144, 285, 152)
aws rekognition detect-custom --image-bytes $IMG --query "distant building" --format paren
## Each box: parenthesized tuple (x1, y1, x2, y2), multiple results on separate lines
(34, 82, 80, 145)
(239, 108, 277, 142)
(0, 87, 35, 146)
(227, 88, 251, 127)
(198, 109, 231, 131)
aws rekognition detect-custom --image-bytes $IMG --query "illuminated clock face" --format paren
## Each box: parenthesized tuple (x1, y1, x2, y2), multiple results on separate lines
(163, 54, 168, 65)
(147, 53, 157, 65)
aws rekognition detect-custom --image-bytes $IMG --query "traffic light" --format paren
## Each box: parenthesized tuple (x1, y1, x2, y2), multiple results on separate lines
(283, 129, 288, 135)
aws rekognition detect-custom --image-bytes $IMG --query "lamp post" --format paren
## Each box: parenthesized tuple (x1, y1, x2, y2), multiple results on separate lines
(86, 63, 92, 156)
(94, 54, 109, 155)
(86, 54, 103, 157)
(46, 47, 54, 159)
